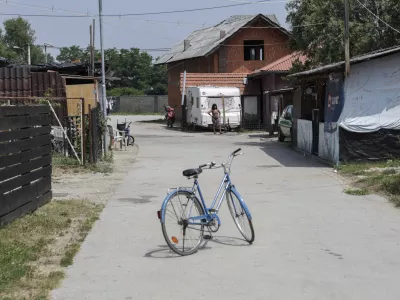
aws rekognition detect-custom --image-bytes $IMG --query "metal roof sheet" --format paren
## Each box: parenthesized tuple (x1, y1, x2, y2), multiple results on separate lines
(290, 46, 400, 77)
(156, 14, 288, 65)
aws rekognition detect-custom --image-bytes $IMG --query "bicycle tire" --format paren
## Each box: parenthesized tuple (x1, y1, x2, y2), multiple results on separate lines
(127, 135, 134, 145)
(161, 191, 205, 256)
(226, 191, 255, 244)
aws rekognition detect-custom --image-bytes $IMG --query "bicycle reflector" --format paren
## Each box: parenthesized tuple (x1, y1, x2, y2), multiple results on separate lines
(157, 210, 161, 220)
(171, 236, 179, 244)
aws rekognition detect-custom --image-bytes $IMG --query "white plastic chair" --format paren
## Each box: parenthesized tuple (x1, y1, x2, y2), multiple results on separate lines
(107, 125, 126, 150)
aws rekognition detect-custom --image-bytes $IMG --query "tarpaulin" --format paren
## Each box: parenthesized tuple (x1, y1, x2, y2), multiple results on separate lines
(339, 52, 400, 132)
(340, 128, 400, 161)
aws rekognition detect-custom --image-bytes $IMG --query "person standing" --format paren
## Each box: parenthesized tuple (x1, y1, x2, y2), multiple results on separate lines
(208, 103, 222, 134)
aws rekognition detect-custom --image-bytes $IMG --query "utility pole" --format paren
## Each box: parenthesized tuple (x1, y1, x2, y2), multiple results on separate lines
(27, 44, 31, 65)
(92, 19, 96, 76)
(90, 24, 94, 75)
(344, 0, 350, 77)
(98, 0, 108, 154)
(44, 44, 48, 63)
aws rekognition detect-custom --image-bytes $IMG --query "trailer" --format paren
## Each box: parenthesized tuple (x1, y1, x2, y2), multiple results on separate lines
(186, 86, 242, 130)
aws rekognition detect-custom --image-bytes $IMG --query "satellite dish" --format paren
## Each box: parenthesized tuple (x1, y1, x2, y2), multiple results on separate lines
(306, 87, 313, 95)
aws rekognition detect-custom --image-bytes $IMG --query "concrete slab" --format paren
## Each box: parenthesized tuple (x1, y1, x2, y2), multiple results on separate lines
(53, 120, 400, 300)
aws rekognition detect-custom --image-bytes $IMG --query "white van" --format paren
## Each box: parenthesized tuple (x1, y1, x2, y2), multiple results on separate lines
(186, 86, 241, 129)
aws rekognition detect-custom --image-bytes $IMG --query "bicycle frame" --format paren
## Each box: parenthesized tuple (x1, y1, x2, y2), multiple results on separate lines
(159, 163, 252, 226)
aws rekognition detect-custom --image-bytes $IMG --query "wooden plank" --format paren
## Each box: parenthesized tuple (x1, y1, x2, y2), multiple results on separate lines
(0, 191, 52, 226)
(0, 105, 50, 117)
(0, 165, 51, 194)
(0, 134, 50, 156)
(0, 145, 50, 169)
(0, 114, 51, 131)
(0, 125, 51, 143)
(0, 155, 51, 182)
(0, 176, 51, 217)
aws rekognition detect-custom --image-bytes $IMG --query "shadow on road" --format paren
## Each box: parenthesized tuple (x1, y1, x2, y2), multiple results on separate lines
(144, 236, 249, 258)
(235, 140, 325, 168)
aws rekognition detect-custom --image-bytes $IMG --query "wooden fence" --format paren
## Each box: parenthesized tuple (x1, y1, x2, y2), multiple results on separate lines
(0, 105, 52, 225)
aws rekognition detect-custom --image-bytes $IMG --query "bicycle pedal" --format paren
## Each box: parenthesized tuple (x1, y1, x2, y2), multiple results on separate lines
(203, 235, 213, 240)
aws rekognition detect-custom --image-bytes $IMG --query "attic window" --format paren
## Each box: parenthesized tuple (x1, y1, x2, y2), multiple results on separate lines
(244, 40, 264, 61)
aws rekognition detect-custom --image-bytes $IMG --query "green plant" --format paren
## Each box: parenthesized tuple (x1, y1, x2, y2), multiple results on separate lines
(344, 188, 369, 196)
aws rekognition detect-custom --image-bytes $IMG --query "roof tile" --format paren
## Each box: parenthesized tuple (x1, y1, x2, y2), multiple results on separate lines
(251, 52, 307, 75)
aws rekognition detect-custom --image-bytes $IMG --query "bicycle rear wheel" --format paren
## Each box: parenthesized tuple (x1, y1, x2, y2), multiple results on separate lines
(127, 135, 134, 145)
(226, 191, 255, 243)
(161, 191, 205, 256)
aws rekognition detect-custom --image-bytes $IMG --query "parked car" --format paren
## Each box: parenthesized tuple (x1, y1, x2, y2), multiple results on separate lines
(278, 105, 293, 142)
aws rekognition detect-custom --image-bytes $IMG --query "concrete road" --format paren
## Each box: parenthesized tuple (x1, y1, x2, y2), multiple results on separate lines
(53, 120, 400, 300)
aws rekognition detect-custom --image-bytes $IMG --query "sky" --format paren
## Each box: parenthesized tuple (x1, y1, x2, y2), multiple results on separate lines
(0, 0, 289, 60)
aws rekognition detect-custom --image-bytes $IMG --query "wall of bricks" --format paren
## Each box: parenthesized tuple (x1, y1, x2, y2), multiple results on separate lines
(224, 27, 292, 73)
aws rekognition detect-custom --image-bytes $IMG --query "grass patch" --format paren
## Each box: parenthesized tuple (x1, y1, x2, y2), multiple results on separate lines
(338, 159, 400, 175)
(52, 153, 113, 174)
(344, 188, 369, 196)
(339, 160, 400, 208)
(0, 200, 103, 300)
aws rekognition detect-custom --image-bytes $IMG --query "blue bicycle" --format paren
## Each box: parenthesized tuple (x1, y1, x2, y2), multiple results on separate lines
(157, 148, 255, 256)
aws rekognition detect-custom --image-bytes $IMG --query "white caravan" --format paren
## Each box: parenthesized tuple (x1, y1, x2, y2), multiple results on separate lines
(186, 86, 241, 129)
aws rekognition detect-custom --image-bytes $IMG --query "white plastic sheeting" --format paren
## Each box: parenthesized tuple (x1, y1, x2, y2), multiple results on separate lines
(340, 52, 400, 132)
(297, 119, 312, 153)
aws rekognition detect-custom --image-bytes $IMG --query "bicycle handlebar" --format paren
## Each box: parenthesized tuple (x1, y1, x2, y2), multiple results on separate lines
(233, 148, 241, 155)
(199, 149, 243, 170)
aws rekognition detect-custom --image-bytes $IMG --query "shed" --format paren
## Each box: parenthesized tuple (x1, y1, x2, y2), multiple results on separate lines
(290, 46, 400, 163)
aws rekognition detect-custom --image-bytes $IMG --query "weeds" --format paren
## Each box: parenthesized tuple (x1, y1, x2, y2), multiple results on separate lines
(344, 188, 369, 196)
(52, 153, 113, 174)
(339, 160, 400, 208)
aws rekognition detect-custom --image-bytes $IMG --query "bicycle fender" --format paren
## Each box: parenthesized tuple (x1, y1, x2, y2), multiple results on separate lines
(159, 189, 194, 223)
(229, 186, 252, 220)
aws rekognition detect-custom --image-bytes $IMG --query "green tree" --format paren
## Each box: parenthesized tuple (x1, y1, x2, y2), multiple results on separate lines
(56, 45, 86, 63)
(286, 0, 400, 70)
(0, 17, 52, 64)
(108, 87, 144, 96)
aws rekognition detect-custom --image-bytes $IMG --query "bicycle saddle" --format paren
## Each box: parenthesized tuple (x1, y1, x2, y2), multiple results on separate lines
(183, 168, 202, 177)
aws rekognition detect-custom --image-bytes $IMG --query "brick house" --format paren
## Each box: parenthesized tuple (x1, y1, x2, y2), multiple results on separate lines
(155, 14, 291, 119)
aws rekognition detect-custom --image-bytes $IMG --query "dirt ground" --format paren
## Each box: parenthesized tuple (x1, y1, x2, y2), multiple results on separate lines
(52, 145, 139, 203)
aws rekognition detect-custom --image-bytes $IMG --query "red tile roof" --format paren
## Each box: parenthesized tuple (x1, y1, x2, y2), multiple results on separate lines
(180, 73, 248, 94)
(250, 52, 307, 75)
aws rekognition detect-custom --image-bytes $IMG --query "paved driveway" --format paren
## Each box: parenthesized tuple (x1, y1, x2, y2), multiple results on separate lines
(53, 120, 400, 300)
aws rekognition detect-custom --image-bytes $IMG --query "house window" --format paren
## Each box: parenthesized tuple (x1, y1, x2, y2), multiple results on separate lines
(244, 40, 264, 61)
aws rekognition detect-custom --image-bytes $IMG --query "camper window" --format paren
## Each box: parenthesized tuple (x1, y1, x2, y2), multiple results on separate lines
(196, 97, 200, 108)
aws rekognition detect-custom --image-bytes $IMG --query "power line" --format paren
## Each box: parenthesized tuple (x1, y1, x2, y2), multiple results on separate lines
(355, 0, 400, 34)
(0, 0, 289, 18)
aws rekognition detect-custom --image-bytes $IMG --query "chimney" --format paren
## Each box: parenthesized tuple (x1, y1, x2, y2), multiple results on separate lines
(220, 30, 226, 39)
(184, 40, 191, 51)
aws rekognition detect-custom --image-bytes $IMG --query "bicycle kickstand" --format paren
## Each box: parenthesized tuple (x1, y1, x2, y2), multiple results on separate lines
(203, 226, 213, 240)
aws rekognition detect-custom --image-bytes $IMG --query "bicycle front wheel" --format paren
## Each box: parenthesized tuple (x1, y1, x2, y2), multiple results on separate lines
(161, 191, 205, 256)
(226, 191, 255, 244)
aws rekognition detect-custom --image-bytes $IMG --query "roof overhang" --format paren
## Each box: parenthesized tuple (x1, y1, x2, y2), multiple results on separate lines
(289, 46, 400, 78)
(248, 70, 288, 78)
(264, 87, 294, 95)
